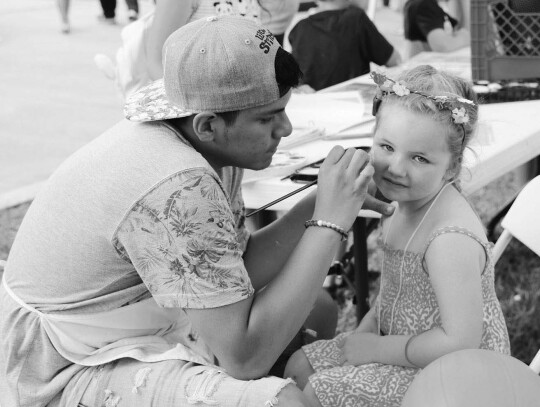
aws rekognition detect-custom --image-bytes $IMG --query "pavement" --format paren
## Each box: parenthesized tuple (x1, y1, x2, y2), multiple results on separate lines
(0, 0, 404, 210)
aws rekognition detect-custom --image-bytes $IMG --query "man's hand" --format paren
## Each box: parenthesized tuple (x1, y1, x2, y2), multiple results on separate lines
(337, 332, 380, 366)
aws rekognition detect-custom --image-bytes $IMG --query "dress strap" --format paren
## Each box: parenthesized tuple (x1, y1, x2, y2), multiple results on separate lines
(421, 226, 492, 274)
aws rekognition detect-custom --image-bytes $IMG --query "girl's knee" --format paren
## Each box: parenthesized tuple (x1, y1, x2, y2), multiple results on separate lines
(303, 382, 323, 407)
(276, 383, 312, 407)
(284, 349, 314, 390)
(306, 289, 338, 341)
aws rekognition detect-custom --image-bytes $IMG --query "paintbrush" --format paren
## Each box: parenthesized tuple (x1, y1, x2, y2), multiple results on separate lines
(245, 179, 317, 217)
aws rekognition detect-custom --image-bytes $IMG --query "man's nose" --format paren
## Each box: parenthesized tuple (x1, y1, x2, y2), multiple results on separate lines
(274, 112, 293, 139)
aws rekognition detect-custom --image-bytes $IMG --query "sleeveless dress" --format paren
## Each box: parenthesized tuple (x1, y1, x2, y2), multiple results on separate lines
(303, 226, 511, 407)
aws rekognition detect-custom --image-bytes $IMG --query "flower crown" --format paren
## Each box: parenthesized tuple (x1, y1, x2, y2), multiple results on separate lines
(370, 71, 476, 125)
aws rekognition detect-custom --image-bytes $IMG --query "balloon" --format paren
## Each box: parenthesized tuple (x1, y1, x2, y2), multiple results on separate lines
(402, 349, 540, 407)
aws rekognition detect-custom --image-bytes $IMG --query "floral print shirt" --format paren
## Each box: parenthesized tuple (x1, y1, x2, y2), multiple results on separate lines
(113, 168, 254, 309)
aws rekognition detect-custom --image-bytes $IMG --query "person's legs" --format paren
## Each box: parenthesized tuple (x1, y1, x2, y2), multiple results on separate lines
(77, 358, 310, 407)
(305, 288, 338, 342)
(268, 288, 337, 378)
(284, 349, 315, 390)
(99, 0, 116, 20)
(56, 0, 70, 33)
(303, 382, 324, 407)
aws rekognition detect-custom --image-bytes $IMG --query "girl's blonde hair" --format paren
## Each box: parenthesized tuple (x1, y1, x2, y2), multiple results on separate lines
(375, 65, 479, 182)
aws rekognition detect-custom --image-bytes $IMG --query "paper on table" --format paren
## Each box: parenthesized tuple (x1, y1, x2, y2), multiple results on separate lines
(286, 91, 371, 137)
(242, 151, 308, 183)
(279, 126, 325, 149)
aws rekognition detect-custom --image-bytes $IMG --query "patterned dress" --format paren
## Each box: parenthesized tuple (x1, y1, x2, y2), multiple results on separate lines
(304, 226, 511, 407)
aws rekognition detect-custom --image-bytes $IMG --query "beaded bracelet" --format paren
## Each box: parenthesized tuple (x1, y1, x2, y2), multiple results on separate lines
(404, 335, 417, 367)
(304, 219, 348, 241)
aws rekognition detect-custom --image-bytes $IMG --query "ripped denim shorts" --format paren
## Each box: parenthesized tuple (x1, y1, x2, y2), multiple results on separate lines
(72, 358, 294, 407)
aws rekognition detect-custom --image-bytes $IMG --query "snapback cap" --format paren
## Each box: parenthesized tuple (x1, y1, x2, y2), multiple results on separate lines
(125, 15, 281, 122)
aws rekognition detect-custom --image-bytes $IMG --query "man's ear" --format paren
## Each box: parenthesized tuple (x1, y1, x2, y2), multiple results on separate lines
(192, 112, 224, 142)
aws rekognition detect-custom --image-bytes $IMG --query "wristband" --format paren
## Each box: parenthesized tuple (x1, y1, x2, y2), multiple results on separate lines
(304, 219, 348, 241)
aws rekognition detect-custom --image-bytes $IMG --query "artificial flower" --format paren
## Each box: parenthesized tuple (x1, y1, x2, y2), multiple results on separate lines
(392, 82, 410, 96)
(452, 107, 469, 124)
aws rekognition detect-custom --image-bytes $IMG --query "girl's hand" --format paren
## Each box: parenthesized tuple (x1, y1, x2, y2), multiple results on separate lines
(313, 146, 374, 231)
(337, 332, 380, 366)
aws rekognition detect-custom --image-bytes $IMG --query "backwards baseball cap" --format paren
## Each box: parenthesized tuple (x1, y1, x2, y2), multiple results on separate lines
(124, 15, 282, 122)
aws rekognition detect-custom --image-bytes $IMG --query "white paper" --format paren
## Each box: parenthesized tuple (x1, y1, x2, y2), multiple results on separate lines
(286, 91, 371, 136)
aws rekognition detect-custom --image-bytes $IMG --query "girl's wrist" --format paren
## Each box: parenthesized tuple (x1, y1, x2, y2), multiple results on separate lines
(372, 334, 383, 364)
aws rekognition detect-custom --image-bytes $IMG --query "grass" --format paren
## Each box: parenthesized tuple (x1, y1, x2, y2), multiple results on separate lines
(0, 170, 539, 365)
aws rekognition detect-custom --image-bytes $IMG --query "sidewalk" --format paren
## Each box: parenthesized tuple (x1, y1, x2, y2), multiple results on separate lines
(0, 0, 154, 208)
(0, 0, 403, 209)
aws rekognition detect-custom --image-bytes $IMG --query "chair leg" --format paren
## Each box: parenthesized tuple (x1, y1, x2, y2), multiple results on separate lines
(492, 229, 513, 264)
(487, 198, 516, 242)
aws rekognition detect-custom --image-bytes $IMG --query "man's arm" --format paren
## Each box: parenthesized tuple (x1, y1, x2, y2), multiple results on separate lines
(186, 147, 389, 379)
(244, 190, 394, 291)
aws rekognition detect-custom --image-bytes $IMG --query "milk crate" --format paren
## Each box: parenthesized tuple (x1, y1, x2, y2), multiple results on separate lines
(471, 0, 540, 81)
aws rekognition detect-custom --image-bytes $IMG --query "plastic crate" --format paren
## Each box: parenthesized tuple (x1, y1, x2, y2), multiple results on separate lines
(471, 0, 540, 81)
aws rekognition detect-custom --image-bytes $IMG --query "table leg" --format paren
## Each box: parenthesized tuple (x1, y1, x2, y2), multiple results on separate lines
(352, 218, 370, 321)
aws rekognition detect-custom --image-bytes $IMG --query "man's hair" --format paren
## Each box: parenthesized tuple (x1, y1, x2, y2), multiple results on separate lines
(217, 47, 303, 126)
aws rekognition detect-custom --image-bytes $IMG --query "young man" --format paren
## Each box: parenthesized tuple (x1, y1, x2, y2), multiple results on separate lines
(0, 16, 393, 407)
(288, 0, 401, 91)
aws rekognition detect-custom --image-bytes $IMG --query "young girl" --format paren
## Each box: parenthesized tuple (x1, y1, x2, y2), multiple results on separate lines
(284, 65, 510, 407)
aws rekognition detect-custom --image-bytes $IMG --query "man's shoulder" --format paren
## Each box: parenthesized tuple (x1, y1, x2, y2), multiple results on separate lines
(73, 120, 216, 204)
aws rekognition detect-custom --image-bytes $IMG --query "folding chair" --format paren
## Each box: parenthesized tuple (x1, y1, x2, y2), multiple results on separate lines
(491, 175, 540, 373)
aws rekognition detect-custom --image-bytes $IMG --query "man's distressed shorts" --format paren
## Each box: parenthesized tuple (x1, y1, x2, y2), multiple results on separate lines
(73, 358, 294, 407)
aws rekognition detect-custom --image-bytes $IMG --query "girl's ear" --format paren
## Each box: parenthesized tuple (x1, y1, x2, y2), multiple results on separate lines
(192, 112, 225, 142)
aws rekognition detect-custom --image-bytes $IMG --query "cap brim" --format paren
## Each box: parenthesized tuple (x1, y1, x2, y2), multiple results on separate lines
(124, 79, 193, 122)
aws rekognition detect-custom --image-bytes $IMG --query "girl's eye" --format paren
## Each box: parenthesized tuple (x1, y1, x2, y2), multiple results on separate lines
(413, 156, 429, 164)
(381, 144, 393, 152)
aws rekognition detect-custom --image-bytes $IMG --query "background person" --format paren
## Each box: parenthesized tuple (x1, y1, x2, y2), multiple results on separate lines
(288, 0, 401, 91)
(95, 0, 300, 100)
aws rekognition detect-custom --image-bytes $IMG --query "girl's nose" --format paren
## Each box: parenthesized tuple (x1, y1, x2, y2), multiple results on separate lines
(388, 155, 406, 177)
(274, 112, 293, 139)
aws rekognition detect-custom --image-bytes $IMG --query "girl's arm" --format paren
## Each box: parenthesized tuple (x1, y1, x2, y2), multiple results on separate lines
(145, 0, 194, 80)
(341, 233, 484, 368)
